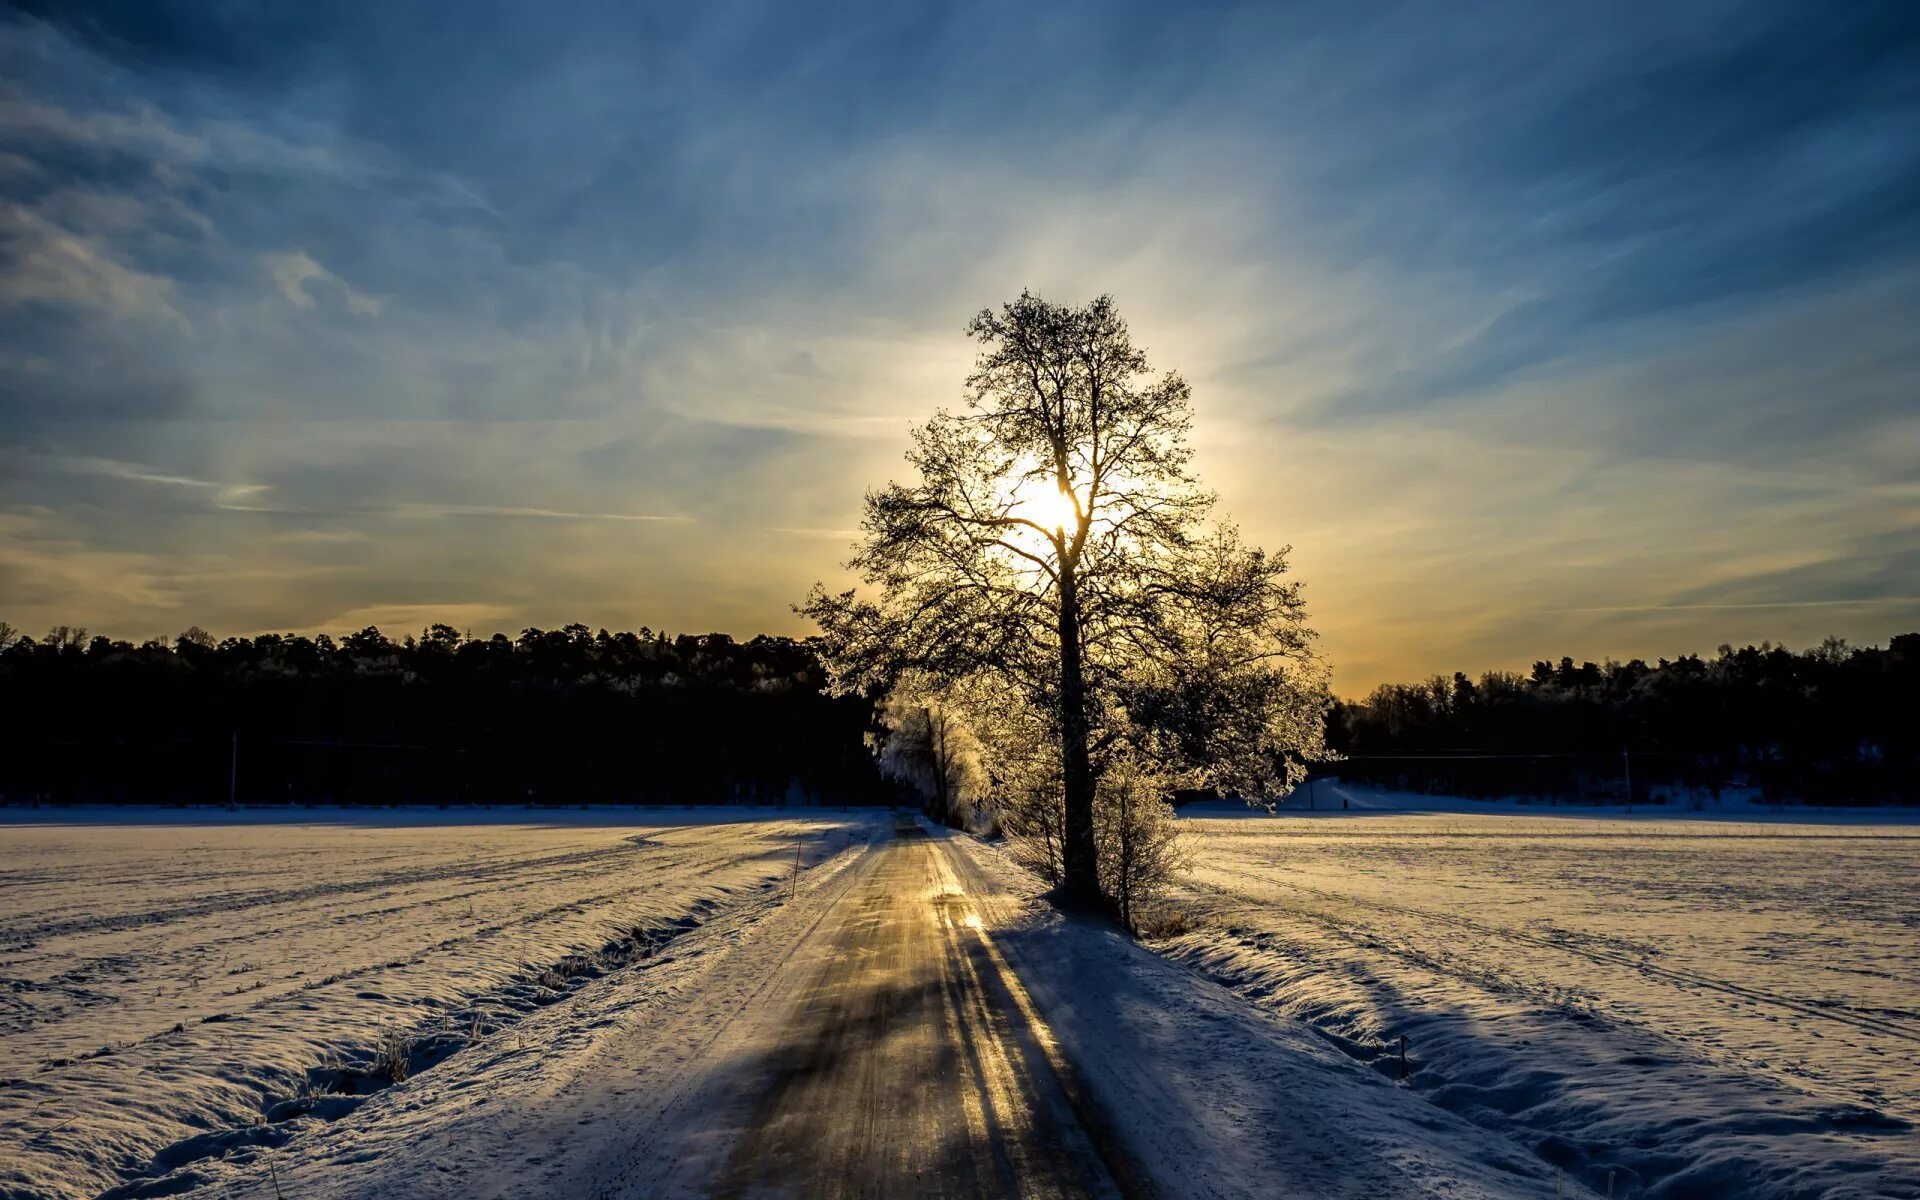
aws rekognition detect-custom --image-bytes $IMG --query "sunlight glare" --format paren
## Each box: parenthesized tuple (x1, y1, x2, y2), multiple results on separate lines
(1008, 475, 1078, 535)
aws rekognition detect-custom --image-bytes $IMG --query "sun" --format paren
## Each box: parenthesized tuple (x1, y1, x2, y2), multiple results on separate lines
(1009, 476, 1079, 535)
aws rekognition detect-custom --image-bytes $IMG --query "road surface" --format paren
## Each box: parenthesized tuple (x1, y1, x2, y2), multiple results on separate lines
(704, 822, 1132, 1199)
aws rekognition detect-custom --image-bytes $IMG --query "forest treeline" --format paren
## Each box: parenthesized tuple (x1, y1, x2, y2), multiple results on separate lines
(1327, 634, 1919, 805)
(0, 622, 889, 806)
(5, 622, 1915, 809)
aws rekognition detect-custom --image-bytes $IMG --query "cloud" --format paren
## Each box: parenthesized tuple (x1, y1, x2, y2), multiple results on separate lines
(312, 603, 517, 635)
(262, 251, 384, 315)
(768, 526, 862, 540)
(1, 3, 1916, 688)
(223, 499, 690, 523)
(0, 204, 188, 327)
(0, 98, 205, 162)
(1553, 599, 1920, 614)
(53, 454, 269, 505)
(0, 75, 494, 214)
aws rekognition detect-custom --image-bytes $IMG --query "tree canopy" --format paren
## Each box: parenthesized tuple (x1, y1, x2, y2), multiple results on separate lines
(803, 292, 1329, 909)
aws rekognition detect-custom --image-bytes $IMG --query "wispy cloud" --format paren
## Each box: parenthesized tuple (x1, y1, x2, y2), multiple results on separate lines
(1552, 599, 1920, 614)
(305, 502, 691, 524)
(0, 88, 495, 214)
(0, 205, 189, 327)
(43, 455, 687, 523)
(768, 526, 862, 540)
(54, 455, 267, 504)
(262, 251, 385, 316)
(313, 603, 517, 634)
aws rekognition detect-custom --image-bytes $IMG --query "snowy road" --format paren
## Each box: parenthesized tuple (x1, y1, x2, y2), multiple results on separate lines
(370, 817, 1141, 1199)
(707, 822, 1133, 1199)
(115, 813, 1566, 1200)
(8, 808, 1588, 1199)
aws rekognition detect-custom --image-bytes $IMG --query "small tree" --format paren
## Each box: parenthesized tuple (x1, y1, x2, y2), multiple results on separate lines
(1094, 754, 1187, 934)
(958, 683, 1067, 881)
(803, 291, 1328, 911)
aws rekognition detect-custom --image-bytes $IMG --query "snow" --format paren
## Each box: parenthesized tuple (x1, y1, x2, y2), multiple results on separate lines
(0, 806, 881, 1200)
(215, 819, 1583, 1200)
(1160, 783, 1920, 1198)
(1224, 782, 1920, 824)
(7, 797, 1914, 1199)
(7, 808, 1591, 1200)
(937, 822, 1587, 1198)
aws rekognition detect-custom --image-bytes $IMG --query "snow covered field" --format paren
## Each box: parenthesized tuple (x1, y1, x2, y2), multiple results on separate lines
(1163, 785, 1920, 1198)
(6, 798, 1916, 1200)
(21, 814, 1578, 1200)
(0, 807, 879, 1200)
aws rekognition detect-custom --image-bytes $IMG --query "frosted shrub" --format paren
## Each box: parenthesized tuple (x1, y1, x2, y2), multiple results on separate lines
(1094, 758, 1188, 934)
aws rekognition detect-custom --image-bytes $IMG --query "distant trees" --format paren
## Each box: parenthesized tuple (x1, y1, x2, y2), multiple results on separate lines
(0, 623, 889, 807)
(802, 292, 1330, 914)
(870, 683, 985, 829)
(1332, 634, 1920, 805)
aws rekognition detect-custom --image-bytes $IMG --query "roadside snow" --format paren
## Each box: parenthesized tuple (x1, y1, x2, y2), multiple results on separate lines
(0, 806, 878, 1200)
(942, 827, 1594, 1198)
(1160, 785, 1920, 1198)
(1239, 782, 1920, 825)
(120, 817, 914, 1199)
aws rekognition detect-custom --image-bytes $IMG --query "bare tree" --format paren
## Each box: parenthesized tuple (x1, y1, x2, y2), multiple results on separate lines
(803, 291, 1328, 910)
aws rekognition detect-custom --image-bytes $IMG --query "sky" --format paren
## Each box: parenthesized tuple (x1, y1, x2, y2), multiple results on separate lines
(1, 1, 1916, 694)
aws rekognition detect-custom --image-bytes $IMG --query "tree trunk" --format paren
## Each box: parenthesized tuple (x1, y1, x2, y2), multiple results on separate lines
(1057, 568, 1100, 906)
(925, 706, 949, 824)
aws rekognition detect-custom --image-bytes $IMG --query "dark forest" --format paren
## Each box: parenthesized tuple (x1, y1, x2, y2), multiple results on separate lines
(1328, 634, 1919, 805)
(0, 623, 889, 807)
(2, 624, 1913, 808)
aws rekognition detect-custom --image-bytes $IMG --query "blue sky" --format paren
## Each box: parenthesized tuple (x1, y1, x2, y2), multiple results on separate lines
(2, 1, 1916, 691)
